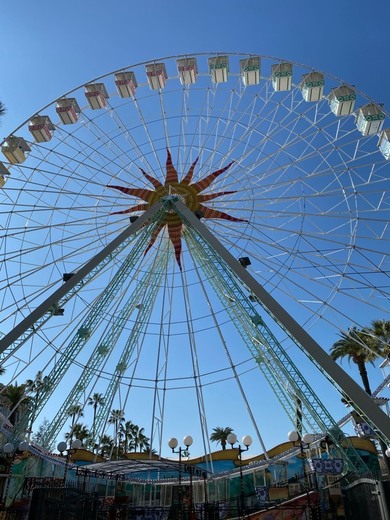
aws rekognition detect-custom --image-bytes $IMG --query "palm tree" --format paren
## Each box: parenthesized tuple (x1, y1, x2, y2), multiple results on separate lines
(108, 409, 125, 458)
(25, 372, 51, 435)
(210, 426, 234, 450)
(67, 404, 84, 442)
(132, 425, 150, 452)
(65, 423, 90, 445)
(87, 393, 105, 441)
(121, 420, 135, 453)
(2, 383, 29, 425)
(0, 101, 5, 119)
(143, 447, 158, 456)
(330, 326, 390, 474)
(330, 327, 384, 394)
(25, 371, 51, 395)
(137, 431, 150, 452)
(369, 320, 390, 357)
(0, 366, 6, 376)
(98, 434, 114, 458)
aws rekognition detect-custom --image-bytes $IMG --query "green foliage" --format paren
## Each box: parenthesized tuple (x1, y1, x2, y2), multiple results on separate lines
(25, 372, 51, 431)
(2, 382, 29, 425)
(32, 418, 55, 451)
(369, 319, 390, 356)
(330, 322, 388, 394)
(330, 320, 390, 473)
(210, 426, 234, 450)
(65, 422, 90, 444)
(98, 434, 114, 458)
(87, 392, 105, 443)
(51, 404, 151, 459)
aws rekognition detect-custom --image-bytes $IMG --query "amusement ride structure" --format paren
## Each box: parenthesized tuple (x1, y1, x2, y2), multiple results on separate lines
(0, 53, 389, 484)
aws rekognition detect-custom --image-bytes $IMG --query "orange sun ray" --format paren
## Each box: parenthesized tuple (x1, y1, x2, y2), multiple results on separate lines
(167, 222, 183, 269)
(139, 168, 164, 189)
(144, 221, 166, 256)
(198, 191, 236, 203)
(199, 204, 248, 222)
(181, 157, 199, 186)
(108, 185, 154, 201)
(165, 149, 179, 185)
(191, 161, 234, 193)
(110, 203, 149, 215)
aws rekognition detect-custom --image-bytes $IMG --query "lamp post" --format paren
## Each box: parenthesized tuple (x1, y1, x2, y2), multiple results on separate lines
(168, 436, 193, 519)
(288, 431, 315, 520)
(57, 439, 81, 485)
(0, 441, 29, 508)
(227, 433, 252, 517)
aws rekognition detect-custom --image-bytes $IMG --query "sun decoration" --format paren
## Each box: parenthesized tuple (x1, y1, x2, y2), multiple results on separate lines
(108, 149, 247, 269)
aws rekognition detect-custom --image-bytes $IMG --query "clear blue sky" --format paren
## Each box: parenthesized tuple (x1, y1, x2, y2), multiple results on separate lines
(2, 0, 390, 137)
(0, 1, 389, 457)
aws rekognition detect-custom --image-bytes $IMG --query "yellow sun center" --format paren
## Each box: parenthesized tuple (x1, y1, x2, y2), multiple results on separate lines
(108, 149, 246, 269)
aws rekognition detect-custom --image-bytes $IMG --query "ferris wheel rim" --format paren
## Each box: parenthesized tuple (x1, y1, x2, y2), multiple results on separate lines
(0, 51, 388, 460)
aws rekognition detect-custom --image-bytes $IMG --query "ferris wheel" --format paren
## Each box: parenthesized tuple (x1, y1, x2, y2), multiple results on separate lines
(0, 53, 389, 470)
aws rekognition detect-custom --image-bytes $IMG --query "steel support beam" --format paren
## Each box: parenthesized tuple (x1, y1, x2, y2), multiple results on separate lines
(0, 202, 164, 358)
(170, 197, 390, 442)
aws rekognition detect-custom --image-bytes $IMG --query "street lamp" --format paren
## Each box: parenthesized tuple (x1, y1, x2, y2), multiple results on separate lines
(227, 433, 252, 517)
(0, 441, 29, 507)
(57, 439, 81, 484)
(288, 431, 315, 520)
(168, 436, 193, 519)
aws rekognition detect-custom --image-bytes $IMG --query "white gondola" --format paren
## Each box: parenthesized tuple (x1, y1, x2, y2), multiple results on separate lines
(145, 63, 168, 90)
(208, 56, 229, 83)
(0, 163, 8, 188)
(1, 136, 31, 164)
(328, 85, 356, 116)
(56, 98, 81, 125)
(28, 115, 55, 142)
(356, 103, 385, 136)
(378, 129, 390, 160)
(177, 58, 198, 85)
(114, 71, 138, 98)
(84, 83, 109, 110)
(0, 162, 10, 176)
(300, 72, 325, 102)
(240, 56, 261, 86)
(271, 62, 293, 91)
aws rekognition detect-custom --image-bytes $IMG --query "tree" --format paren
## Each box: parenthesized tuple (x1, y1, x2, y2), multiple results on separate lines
(67, 404, 84, 441)
(108, 409, 125, 458)
(0, 366, 6, 376)
(132, 425, 150, 452)
(330, 327, 384, 394)
(369, 320, 390, 357)
(330, 326, 390, 474)
(0, 101, 5, 119)
(120, 420, 135, 453)
(143, 447, 157, 456)
(98, 434, 114, 458)
(66, 423, 90, 445)
(32, 418, 55, 452)
(25, 372, 51, 434)
(2, 383, 29, 425)
(210, 426, 234, 450)
(87, 392, 105, 441)
(25, 371, 50, 395)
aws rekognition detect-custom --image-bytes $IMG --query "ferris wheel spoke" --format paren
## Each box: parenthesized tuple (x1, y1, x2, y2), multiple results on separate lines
(0, 53, 388, 468)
